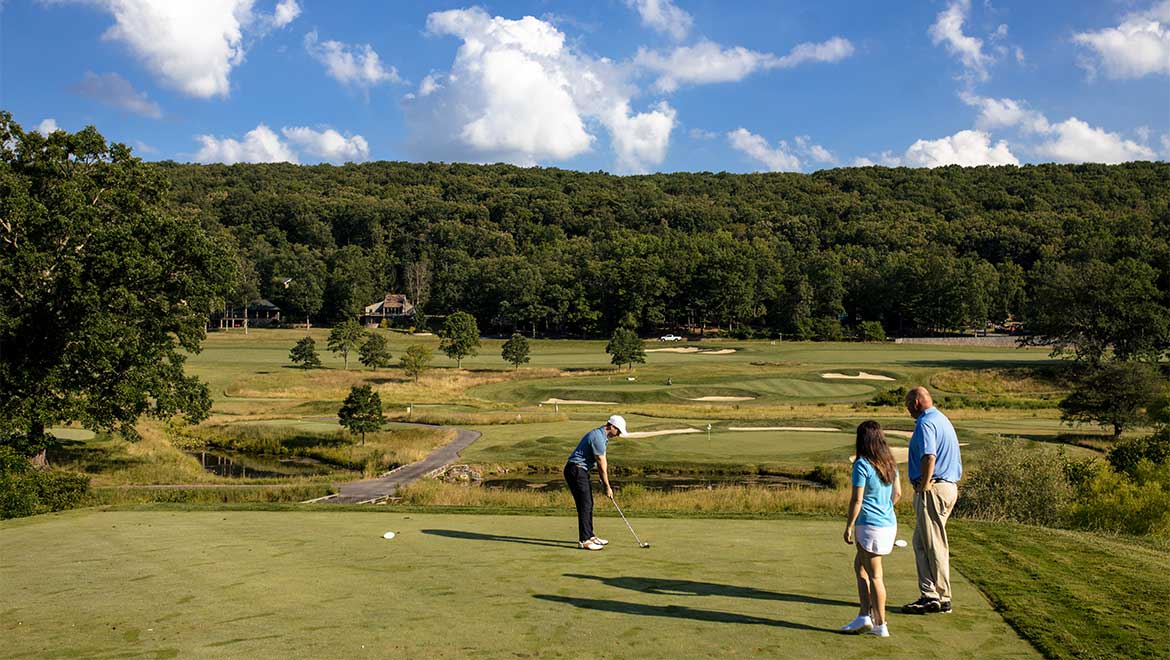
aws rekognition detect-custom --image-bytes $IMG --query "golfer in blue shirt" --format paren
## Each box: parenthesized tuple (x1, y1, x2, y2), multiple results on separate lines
(902, 386, 963, 615)
(564, 415, 627, 550)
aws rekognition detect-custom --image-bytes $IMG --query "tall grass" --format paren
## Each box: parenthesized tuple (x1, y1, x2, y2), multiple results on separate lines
(182, 423, 455, 476)
(395, 479, 900, 517)
(85, 484, 333, 506)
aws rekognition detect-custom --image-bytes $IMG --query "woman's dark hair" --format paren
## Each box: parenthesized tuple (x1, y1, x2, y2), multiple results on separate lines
(855, 420, 897, 485)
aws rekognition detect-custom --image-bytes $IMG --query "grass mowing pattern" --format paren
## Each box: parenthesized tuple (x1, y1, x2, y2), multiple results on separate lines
(952, 520, 1170, 660)
(1, 510, 1038, 659)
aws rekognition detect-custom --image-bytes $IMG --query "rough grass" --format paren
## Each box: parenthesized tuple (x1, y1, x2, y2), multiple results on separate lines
(84, 483, 334, 506)
(930, 367, 1070, 396)
(186, 423, 456, 476)
(952, 519, 1170, 660)
(48, 422, 219, 486)
(396, 480, 922, 520)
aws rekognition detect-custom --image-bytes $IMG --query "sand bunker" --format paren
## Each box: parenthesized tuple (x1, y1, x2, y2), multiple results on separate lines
(883, 430, 913, 438)
(821, 371, 895, 381)
(625, 428, 702, 438)
(728, 426, 840, 432)
(852, 448, 911, 463)
(688, 396, 755, 401)
(644, 347, 736, 355)
(542, 398, 618, 405)
(851, 442, 967, 464)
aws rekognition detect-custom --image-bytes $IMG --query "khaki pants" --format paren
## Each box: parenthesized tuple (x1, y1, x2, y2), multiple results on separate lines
(912, 481, 958, 602)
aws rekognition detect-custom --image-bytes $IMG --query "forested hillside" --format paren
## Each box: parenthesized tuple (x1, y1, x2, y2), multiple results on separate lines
(161, 160, 1170, 345)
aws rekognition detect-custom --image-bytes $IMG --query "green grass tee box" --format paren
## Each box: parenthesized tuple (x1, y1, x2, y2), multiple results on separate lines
(1, 510, 1037, 659)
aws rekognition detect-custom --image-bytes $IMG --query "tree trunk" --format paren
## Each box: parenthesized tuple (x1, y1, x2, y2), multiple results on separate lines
(1113, 423, 1123, 439)
(28, 421, 49, 468)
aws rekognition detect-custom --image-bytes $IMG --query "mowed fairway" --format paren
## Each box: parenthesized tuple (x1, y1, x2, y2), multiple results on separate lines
(1, 510, 1038, 659)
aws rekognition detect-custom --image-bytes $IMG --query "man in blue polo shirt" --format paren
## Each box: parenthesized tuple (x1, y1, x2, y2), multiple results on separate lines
(564, 415, 627, 550)
(903, 386, 963, 615)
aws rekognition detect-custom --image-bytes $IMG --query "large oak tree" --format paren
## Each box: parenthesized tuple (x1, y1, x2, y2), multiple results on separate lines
(0, 114, 235, 463)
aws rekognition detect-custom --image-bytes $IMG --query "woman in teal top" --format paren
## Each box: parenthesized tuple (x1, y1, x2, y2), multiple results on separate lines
(841, 420, 902, 638)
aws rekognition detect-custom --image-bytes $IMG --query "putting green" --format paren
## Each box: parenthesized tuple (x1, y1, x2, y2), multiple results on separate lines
(473, 375, 875, 406)
(1, 510, 1038, 659)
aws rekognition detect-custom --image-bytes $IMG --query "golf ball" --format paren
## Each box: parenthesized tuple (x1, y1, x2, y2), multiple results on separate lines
(383, 531, 397, 540)
(894, 539, 907, 547)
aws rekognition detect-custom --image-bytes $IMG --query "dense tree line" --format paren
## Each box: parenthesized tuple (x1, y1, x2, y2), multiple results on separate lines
(158, 159, 1169, 351)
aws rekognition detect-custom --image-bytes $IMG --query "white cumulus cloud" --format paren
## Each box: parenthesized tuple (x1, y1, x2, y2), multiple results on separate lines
(727, 128, 802, 172)
(271, 0, 300, 28)
(902, 130, 1019, 167)
(636, 36, 853, 92)
(960, 94, 1158, 164)
(625, 0, 692, 40)
(34, 118, 61, 135)
(282, 126, 370, 163)
(56, 0, 263, 99)
(194, 124, 299, 164)
(929, 0, 994, 81)
(406, 7, 677, 172)
(961, 93, 1049, 133)
(1035, 118, 1156, 164)
(1073, 1, 1170, 79)
(305, 30, 402, 89)
(70, 71, 162, 118)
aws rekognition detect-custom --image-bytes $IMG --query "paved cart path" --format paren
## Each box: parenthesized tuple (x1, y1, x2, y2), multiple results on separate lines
(318, 426, 482, 504)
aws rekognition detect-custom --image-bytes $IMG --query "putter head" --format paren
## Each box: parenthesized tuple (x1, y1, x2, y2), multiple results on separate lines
(640, 542, 650, 548)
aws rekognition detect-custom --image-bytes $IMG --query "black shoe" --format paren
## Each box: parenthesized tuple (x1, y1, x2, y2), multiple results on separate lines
(923, 599, 943, 613)
(938, 601, 952, 614)
(903, 597, 936, 614)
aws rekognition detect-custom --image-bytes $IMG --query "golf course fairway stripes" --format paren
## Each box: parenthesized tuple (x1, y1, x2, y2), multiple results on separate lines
(1, 510, 1039, 659)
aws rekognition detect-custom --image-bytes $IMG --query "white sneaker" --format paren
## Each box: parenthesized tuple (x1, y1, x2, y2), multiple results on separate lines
(868, 623, 889, 638)
(590, 536, 609, 546)
(579, 540, 604, 551)
(840, 615, 872, 634)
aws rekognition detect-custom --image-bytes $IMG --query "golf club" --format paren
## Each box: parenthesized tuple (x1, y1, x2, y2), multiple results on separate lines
(609, 495, 650, 548)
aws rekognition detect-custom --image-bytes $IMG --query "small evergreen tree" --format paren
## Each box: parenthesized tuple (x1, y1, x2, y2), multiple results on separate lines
(606, 327, 646, 371)
(501, 332, 531, 369)
(328, 320, 368, 370)
(439, 311, 481, 368)
(359, 332, 393, 371)
(400, 344, 433, 383)
(289, 337, 321, 369)
(338, 385, 383, 446)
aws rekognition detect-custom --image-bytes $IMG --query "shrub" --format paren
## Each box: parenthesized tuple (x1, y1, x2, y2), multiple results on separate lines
(868, 386, 908, 407)
(1, 446, 90, 519)
(1067, 460, 1170, 537)
(857, 321, 886, 342)
(1107, 429, 1170, 477)
(954, 440, 1073, 527)
(807, 464, 850, 489)
(811, 317, 843, 342)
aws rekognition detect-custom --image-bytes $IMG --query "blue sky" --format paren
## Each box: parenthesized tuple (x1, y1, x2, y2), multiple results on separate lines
(2, 0, 1167, 172)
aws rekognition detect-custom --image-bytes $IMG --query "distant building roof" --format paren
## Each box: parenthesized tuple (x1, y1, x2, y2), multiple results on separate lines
(363, 294, 414, 316)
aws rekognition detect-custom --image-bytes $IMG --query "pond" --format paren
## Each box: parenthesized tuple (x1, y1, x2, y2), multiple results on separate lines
(480, 472, 822, 492)
(187, 449, 343, 479)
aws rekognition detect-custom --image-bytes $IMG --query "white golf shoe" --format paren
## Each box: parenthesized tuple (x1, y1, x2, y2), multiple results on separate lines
(590, 536, 609, 546)
(579, 540, 605, 550)
(839, 615, 872, 634)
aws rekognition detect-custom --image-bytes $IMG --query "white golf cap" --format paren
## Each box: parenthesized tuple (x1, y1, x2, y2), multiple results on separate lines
(607, 415, 628, 436)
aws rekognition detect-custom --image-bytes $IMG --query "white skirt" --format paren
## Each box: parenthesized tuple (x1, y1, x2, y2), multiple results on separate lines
(855, 524, 897, 555)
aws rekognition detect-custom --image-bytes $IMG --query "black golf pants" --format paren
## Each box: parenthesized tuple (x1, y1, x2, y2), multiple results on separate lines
(564, 463, 593, 542)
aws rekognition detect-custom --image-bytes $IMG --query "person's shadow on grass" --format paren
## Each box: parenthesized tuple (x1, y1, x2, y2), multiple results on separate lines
(533, 595, 836, 632)
(563, 574, 854, 607)
(422, 529, 578, 548)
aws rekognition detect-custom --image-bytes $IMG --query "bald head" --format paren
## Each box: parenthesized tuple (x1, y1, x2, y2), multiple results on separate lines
(905, 386, 933, 418)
